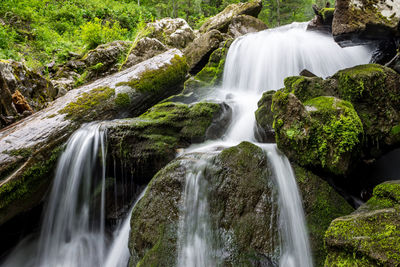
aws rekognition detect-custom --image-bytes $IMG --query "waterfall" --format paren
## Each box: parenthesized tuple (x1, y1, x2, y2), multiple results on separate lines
(33, 123, 107, 267)
(178, 22, 371, 266)
(1, 21, 373, 267)
(104, 188, 147, 267)
(261, 144, 313, 267)
(177, 156, 215, 267)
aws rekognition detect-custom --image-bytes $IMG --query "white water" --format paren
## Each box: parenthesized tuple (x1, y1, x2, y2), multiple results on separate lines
(104, 188, 147, 267)
(178, 22, 371, 267)
(177, 156, 215, 267)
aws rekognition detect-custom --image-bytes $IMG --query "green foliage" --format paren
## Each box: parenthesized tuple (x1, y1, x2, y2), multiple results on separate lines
(79, 18, 127, 49)
(0, 0, 152, 68)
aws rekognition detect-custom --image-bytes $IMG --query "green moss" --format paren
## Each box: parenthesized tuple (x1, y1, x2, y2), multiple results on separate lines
(324, 251, 377, 267)
(59, 86, 115, 121)
(390, 124, 400, 136)
(0, 146, 64, 210)
(274, 95, 363, 175)
(75, 70, 89, 87)
(114, 92, 131, 109)
(325, 181, 400, 266)
(116, 55, 188, 93)
(335, 64, 386, 102)
(319, 8, 335, 21)
(4, 148, 33, 159)
(283, 76, 328, 102)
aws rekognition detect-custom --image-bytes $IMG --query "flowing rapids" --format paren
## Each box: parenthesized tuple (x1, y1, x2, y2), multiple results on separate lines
(177, 22, 371, 267)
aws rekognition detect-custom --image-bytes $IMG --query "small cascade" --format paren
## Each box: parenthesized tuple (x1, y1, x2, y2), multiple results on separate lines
(36, 123, 107, 267)
(104, 188, 147, 267)
(177, 156, 215, 267)
(261, 144, 313, 267)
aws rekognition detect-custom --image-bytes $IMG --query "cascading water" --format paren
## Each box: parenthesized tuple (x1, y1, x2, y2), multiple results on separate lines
(1, 123, 139, 267)
(178, 22, 371, 267)
(1, 21, 373, 267)
(177, 156, 215, 267)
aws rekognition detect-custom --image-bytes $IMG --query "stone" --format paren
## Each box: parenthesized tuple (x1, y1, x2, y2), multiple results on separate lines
(272, 92, 363, 175)
(147, 18, 196, 49)
(129, 142, 280, 266)
(227, 15, 268, 38)
(332, 0, 400, 46)
(105, 101, 232, 185)
(307, 7, 335, 33)
(199, 0, 263, 33)
(255, 90, 276, 143)
(324, 180, 400, 266)
(184, 29, 224, 73)
(0, 59, 55, 128)
(270, 64, 400, 174)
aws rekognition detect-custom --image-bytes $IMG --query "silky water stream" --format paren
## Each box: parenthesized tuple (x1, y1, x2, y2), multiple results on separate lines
(1, 22, 371, 267)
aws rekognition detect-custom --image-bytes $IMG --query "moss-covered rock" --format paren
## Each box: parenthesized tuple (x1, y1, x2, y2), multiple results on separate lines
(105, 101, 231, 185)
(324, 180, 400, 266)
(293, 164, 354, 267)
(272, 92, 363, 175)
(129, 142, 281, 266)
(271, 64, 400, 172)
(255, 90, 277, 142)
(332, 0, 400, 45)
(183, 39, 232, 98)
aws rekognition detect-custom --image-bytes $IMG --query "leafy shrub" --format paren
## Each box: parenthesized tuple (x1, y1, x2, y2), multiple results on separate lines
(80, 18, 127, 49)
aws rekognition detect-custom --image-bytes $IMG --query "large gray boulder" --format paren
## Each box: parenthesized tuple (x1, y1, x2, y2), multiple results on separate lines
(199, 0, 263, 33)
(0, 49, 188, 226)
(184, 29, 224, 73)
(147, 18, 196, 49)
(228, 14, 268, 38)
(332, 0, 400, 45)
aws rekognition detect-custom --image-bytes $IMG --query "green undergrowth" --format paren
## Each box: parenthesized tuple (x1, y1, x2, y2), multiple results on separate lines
(0, 0, 153, 69)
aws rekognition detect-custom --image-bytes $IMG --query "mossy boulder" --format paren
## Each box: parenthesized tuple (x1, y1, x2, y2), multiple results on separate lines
(184, 29, 224, 73)
(332, 0, 400, 45)
(255, 90, 277, 142)
(293, 164, 354, 267)
(129, 142, 281, 266)
(105, 101, 231, 185)
(307, 7, 335, 33)
(272, 92, 363, 175)
(272, 64, 400, 168)
(324, 180, 400, 266)
(0, 49, 187, 226)
(199, 0, 262, 33)
(182, 39, 232, 99)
